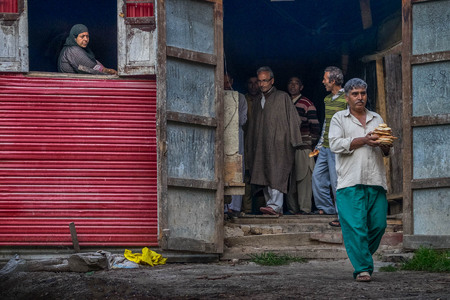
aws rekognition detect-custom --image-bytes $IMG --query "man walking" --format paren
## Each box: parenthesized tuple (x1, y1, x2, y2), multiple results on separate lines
(329, 78, 392, 282)
(247, 67, 303, 216)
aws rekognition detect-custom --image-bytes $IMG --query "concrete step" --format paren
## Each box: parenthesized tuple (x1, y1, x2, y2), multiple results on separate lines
(222, 214, 403, 260)
(225, 231, 402, 247)
(226, 215, 402, 228)
(225, 222, 342, 235)
(222, 232, 403, 261)
(227, 214, 338, 224)
(225, 232, 338, 248)
(225, 220, 402, 237)
(221, 245, 349, 260)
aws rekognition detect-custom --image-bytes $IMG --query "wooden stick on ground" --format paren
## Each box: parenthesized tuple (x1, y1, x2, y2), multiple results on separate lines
(69, 222, 81, 253)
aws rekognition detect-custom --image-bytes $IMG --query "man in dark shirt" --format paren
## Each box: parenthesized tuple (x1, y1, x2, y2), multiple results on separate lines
(286, 76, 320, 214)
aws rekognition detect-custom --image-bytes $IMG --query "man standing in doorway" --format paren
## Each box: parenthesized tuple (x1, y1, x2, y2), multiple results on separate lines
(286, 76, 320, 214)
(224, 73, 247, 216)
(247, 66, 303, 216)
(329, 78, 391, 282)
(242, 76, 262, 214)
(312, 66, 347, 223)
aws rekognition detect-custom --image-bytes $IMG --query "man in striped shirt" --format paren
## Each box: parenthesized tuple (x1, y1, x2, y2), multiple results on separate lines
(312, 66, 347, 225)
(286, 76, 320, 214)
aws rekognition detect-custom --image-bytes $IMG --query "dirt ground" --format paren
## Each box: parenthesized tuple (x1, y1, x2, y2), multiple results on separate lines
(1, 258, 449, 300)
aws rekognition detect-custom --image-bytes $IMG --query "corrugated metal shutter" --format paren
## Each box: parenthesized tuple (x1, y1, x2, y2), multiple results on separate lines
(0, 74, 157, 246)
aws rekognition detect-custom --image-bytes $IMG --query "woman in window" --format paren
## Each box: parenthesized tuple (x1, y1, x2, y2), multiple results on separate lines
(58, 24, 117, 75)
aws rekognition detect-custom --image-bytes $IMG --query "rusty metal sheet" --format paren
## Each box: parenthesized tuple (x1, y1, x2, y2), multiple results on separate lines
(167, 187, 216, 242)
(412, 125, 450, 179)
(0, 2, 28, 72)
(166, 58, 216, 118)
(412, 0, 450, 55)
(412, 61, 450, 116)
(167, 122, 215, 181)
(413, 188, 450, 235)
(165, 0, 214, 54)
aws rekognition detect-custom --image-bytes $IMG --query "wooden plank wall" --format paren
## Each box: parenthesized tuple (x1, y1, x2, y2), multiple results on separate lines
(385, 54, 403, 198)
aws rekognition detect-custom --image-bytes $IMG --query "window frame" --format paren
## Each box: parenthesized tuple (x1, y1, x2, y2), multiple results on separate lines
(0, 0, 24, 22)
(123, 0, 155, 29)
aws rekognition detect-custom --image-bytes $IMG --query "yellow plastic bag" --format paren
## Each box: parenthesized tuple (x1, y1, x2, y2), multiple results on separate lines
(124, 247, 167, 266)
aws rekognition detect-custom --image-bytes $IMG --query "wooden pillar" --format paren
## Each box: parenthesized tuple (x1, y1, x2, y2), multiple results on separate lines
(359, 0, 373, 29)
(375, 58, 392, 193)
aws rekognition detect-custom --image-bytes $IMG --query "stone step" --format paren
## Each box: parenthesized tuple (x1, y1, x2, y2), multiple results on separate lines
(225, 223, 340, 238)
(226, 215, 403, 227)
(223, 214, 403, 260)
(225, 220, 402, 237)
(225, 231, 402, 247)
(227, 215, 338, 224)
(222, 232, 403, 261)
(225, 232, 331, 248)
(221, 245, 349, 260)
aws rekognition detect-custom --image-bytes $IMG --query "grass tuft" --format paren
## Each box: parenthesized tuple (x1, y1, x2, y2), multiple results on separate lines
(401, 247, 450, 273)
(379, 265, 397, 272)
(249, 252, 306, 266)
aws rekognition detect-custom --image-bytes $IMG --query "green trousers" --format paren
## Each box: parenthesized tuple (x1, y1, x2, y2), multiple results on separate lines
(336, 185, 387, 278)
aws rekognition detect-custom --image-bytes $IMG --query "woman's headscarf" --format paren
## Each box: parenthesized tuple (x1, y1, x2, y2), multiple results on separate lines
(60, 24, 96, 62)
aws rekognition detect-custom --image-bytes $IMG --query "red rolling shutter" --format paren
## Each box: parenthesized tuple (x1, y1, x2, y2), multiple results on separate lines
(0, 0, 18, 13)
(126, 0, 154, 17)
(0, 74, 157, 246)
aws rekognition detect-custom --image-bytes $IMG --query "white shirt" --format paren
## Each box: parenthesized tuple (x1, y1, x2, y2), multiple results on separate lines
(329, 108, 389, 190)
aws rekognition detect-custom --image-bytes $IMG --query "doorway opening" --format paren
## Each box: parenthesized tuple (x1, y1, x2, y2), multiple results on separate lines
(28, 0, 117, 73)
(223, 0, 401, 122)
(223, 0, 403, 215)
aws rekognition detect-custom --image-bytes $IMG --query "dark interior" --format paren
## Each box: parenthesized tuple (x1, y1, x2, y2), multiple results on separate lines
(28, 0, 117, 73)
(223, 0, 401, 119)
(27, 0, 400, 119)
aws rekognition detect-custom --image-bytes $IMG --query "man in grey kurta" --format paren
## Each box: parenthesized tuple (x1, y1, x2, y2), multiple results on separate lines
(247, 66, 303, 215)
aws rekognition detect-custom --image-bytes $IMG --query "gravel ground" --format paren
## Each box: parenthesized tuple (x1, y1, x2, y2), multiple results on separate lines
(1, 258, 449, 299)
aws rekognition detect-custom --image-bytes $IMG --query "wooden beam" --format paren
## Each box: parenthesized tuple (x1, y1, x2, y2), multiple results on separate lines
(361, 42, 402, 63)
(167, 111, 217, 127)
(156, 0, 169, 249)
(166, 46, 217, 66)
(213, 0, 225, 254)
(411, 51, 450, 65)
(376, 59, 387, 121)
(411, 177, 450, 190)
(412, 114, 450, 127)
(168, 177, 218, 190)
(401, 0, 413, 235)
(359, 0, 373, 29)
(375, 58, 392, 193)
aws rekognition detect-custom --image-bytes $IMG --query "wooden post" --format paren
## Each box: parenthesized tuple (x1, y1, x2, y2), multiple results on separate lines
(69, 222, 80, 253)
(376, 58, 392, 193)
(359, 0, 373, 29)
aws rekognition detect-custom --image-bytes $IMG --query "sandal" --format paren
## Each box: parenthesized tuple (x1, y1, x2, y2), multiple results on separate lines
(329, 219, 340, 227)
(356, 272, 371, 282)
